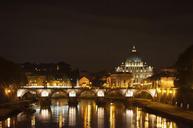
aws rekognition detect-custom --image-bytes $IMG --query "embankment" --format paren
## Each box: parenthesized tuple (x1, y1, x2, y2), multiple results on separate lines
(133, 99, 193, 125)
(0, 100, 33, 120)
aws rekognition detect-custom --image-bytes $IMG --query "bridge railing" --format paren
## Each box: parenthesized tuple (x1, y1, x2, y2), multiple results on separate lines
(20, 85, 78, 89)
(19, 85, 101, 89)
(19, 85, 158, 90)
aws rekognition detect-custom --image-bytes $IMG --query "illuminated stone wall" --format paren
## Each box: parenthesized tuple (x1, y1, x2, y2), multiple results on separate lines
(27, 75, 47, 86)
(79, 76, 91, 88)
(47, 80, 72, 86)
(106, 73, 132, 88)
(27, 75, 72, 86)
(156, 88, 177, 104)
(160, 77, 175, 88)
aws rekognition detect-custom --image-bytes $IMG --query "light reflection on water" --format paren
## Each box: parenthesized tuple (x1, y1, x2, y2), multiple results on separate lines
(0, 99, 190, 128)
(110, 104, 115, 128)
(97, 107, 104, 128)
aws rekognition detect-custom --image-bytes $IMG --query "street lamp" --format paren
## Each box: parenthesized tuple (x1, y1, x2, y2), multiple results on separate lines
(5, 88, 11, 96)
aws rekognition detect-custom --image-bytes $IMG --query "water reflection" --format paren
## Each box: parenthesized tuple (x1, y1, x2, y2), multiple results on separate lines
(131, 107, 177, 128)
(5, 118, 10, 128)
(109, 104, 115, 128)
(68, 107, 76, 127)
(31, 115, 36, 128)
(58, 110, 64, 128)
(0, 121, 2, 128)
(0, 99, 190, 128)
(39, 108, 51, 121)
(83, 104, 92, 128)
(97, 107, 104, 128)
(52, 100, 68, 128)
(125, 109, 134, 128)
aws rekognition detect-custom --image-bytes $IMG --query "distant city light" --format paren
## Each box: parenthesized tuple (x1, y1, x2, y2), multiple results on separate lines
(6, 118, 11, 128)
(17, 90, 23, 97)
(40, 109, 50, 120)
(126, 90, 133, 97)
(97, 90, 104, 97)
(5, 88, 11, 96)
(69, 91, 76, 97)
(41, 91, 49, 97)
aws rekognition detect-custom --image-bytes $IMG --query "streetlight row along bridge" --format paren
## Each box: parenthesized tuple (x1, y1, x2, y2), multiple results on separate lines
(17, 86, 158, 99)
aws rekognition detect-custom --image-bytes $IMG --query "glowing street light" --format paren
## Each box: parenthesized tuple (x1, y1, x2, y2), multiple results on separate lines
(5, 88, 11, 96)
(125, 90, 133, 97)
(41, 91, 49, 97)
(69, 91, 76, 97)
(97, 90, 104, 97)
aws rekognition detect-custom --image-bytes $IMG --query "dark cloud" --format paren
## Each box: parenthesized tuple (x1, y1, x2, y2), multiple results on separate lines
(0, 1, 193, 71)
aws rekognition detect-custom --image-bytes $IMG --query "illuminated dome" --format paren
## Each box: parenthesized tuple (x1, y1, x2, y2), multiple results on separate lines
(125, 46, 143, 64)
(126, 55, 142, 63)
(115, 45, 153, 85)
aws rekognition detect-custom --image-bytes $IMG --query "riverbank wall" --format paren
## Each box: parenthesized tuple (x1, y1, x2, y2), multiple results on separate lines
(0, 100, 33, 120)
(132, 99, 193, 125)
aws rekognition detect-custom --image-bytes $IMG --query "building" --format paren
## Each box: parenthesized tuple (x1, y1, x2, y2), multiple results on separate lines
(26, 73, 72, 87)
(148, 68, 176, 89)
(47, 79, 72, 87)
(115, 46, 153, 86)
(21, 62, 78, 87)
(106, 73, 132, 88)
(159, 77, 175, 88)
(78, 76, 91, 88)
(27, 74, 47, 86)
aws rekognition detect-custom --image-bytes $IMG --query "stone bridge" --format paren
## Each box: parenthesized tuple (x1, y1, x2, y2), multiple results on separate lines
(17, 86, 157, 99)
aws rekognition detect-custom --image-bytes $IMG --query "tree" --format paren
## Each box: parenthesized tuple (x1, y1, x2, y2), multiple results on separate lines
(0, 57, 27, 87)
(0, 57, 27, 102)
(175, 44, 193, 89)
(91, 70, 109, 87)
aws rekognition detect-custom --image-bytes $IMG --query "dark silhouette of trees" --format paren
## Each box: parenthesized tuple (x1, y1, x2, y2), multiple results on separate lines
(21, 61, 80, 86)
(91, 70, 109, 87)
(175, 44, 193, 89)
(0, 57, 27, 102)
(0, 57, 27, 86)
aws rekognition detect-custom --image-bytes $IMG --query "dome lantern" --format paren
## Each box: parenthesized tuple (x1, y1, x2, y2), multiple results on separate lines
(131, 46, 137, 53)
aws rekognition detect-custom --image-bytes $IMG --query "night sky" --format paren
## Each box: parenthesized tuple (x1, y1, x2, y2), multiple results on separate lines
(0, 1, 193, 71)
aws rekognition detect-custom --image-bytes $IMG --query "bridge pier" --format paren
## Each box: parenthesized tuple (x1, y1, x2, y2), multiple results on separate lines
(68, 90, 78, 106)
(68, 97, 78, 106)
(95, 89, 106, 106)
(40, 97, 51, 109)
(124, 97, 134, 108)
(96, 97, 106, 107)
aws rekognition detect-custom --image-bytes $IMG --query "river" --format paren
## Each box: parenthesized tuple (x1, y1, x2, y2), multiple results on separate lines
(0, 99, 191, 128)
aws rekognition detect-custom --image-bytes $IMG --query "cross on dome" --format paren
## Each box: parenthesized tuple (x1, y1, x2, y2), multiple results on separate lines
(131, 45, 137, 53)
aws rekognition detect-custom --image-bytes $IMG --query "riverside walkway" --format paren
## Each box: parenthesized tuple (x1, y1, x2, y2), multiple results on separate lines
(0, 100, 33, 120)
(133, 99, 193, 125)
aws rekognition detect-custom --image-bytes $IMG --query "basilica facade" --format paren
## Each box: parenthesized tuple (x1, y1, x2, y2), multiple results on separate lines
(106, 46, 153, 88)
(116, 46, 153, 86)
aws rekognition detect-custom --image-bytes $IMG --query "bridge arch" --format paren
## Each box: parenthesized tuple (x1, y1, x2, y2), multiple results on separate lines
(17, 89, 37, 98)
(134, 89, 156, 99)
(50, 90, 68, 98)
(97, 90, 105, 97)
(78, 89, 97, 98)
(106, 89, 123, 97)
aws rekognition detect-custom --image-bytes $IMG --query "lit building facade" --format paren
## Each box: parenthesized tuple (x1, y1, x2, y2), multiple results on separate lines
(149, 68, 176, 89)
(22, 62, 77, 87)
(159, 77, 175, 88)
(78, 76, 91, 88)
(115, 46, 153, 86)
(27, 75, 47, 86)
(106, 73, 132, 88)
(27, 74, 72, 87)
